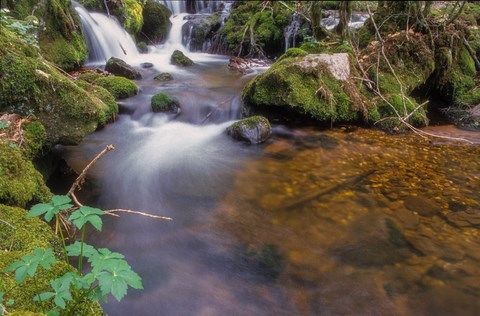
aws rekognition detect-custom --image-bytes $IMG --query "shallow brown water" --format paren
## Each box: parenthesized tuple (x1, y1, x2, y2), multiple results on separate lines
(63, 57, 480, 315)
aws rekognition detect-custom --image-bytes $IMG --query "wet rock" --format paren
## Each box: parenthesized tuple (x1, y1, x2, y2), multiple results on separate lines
(151, 92, 180, 113)
(141, 62, 154, 68)
(403, 196, 442, 217)
(445, 104, 480, 131)
(105, 57, 141, 80)
(294, 53, 351, 81)
(139, 0, 172, 43)
(444, 208, 480, 228)
(394, 208, 420, 229)
(170, 50, 194, 66)
(448, 200, 468, 212)
(137, 41, 148, 54)
(181, 13, 221, 52)
(154, 72, 173, 82)
(226, 116, 272, 144)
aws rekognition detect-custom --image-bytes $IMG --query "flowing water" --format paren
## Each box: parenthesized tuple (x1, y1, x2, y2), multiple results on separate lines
(62, 2, 480, 315)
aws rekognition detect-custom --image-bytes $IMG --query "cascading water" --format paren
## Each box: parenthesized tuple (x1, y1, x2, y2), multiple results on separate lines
(284, 13, 301, 52)
(73, 1, 139, 64)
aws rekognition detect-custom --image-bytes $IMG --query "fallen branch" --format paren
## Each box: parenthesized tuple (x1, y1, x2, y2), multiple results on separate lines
(276, 170, 376, 211)
(0, 219, 15, 229)
(105, 209, 172, 221)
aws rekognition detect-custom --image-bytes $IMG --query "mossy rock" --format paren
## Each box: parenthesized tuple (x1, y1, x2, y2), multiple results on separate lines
(0, 28, 117, 145)
(0, 204, 102, 315)
(105, 57, 142, 80)
(94, 75, 139, 99)
(184, 13, 222, 52)
(226, 116, 272, 144)
(139, 0, 171, 43)
(76, 80, 119, 124)
(171, 50, 194, 67)
(277, 47, 308, 62)
(154, 72, 173, 82)
(243, 54, 360, 124)
(137, 41, 149, 53)
(6, 0, 88, 71)
(151, 92, 180, 113)
(22, 121, 47, 159)
(0, 142, 51, 208)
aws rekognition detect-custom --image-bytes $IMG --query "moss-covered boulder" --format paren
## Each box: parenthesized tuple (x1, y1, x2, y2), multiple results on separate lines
(154, 72, 173, 82)
(138, 0, 171, 43)
(226, 116, 272, 144)
(243, 53, 363, 124)
(76, 80, 119, 124)
(137, 41, 148, 53)
(94, 75, 138, 100)
(105, 57, 142, 79)
(151, 92, 180, 113)
(171, 50, 194, 66)
(5, 0, 88, 71)
(0, 204, 102, 315)
(0, 142, 51, 208)
(0, 28, 118, 145)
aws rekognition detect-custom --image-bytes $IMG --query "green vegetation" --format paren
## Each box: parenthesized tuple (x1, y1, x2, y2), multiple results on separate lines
(0, 142, 51, 208)
(0, 28, 117, 145)
(0, 195, 142, 315)
(151, 93, 179, 112)
(139, 0, 171, 43)
(94, 76, 139, 100)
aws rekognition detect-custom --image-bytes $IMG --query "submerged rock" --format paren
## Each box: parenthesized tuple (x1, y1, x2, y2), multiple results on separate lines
(226, 116, 272, 144)
(403, 196, 442, 217)
(154, 72, 173, 81)
(141, 62, 154, 68)
(137, 42, 149, 53)
(151, 92, 180, 113)
(105, 57, 142, 79)
(446, 104, 480, 131)
(171, 50, 194, 66)
(444, 208, 480, 228)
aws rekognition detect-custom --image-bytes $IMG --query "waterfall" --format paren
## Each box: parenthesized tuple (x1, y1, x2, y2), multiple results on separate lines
(161, 0, 185, 15)
(284, 13, 301, 52)
(73, 1, 139, 64)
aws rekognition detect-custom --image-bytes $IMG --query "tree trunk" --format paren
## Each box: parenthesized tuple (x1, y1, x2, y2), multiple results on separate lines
(335, 1, 352, 40)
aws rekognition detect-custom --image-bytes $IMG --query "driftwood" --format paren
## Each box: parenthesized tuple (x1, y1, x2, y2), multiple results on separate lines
(276, 170, 376, 211)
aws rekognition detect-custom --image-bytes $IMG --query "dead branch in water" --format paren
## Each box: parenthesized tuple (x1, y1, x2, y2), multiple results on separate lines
(276, 170, 376, 211)
(105, 209, 172, 221)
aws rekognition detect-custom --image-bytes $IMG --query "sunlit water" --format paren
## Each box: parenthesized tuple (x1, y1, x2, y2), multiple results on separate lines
(62, 3, 480, 315)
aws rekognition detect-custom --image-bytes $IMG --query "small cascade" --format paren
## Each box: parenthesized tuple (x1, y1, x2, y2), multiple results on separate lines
(161, 0, 185, 15)
(284, 13, 301, 52)
(73, 1, 138, 64)
(321, 10, 369, 30)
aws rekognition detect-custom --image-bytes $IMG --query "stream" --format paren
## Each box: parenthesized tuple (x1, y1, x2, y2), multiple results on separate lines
(60, 2, 480, 315)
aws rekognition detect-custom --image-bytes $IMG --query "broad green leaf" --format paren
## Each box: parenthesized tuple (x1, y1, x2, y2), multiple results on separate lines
(33, 292, 55, 302)
(96, 263, 143, 301)
(37, 273, 75, 309)
(47, 308, 60, 316)
(5, 299, 14, 307)
(65, 241, 98, 258)
(69, 206, 104, 231)
(5, 248, 56, 282)
(28, 195, 73, 222)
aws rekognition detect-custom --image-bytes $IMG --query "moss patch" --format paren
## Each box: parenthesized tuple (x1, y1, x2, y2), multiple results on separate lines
(139, 0, 171, 43)
(171, 50, 194, 66)
(0, 142, 51, 208)
(94, 76, 139, 100)
(151, 92, 179, 112)
(0, 204, 102, 315)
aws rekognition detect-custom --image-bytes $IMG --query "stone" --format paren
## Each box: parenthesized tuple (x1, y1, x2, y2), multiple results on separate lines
(154, 72, 173, 82)
(444, 209, 480, 228)
(141, 62, 154, 68)
(105, 57, 141, 80)
(403, 196, 442, 217)
(151, 92, 180, 113)
(226, 116, 272, 144)
(170, 50, 194, 67)
(294, 53, 351, 81)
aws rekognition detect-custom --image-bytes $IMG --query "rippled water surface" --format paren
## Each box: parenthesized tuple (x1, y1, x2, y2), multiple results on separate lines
(62, 56, 480, 315)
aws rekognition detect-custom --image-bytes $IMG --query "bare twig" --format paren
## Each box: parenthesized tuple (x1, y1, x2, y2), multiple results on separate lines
(0, 219, 15, 229)
(104, 209, 172, 221)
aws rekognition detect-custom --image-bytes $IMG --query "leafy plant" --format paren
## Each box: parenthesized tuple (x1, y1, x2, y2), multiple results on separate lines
(2, 195, 143, 314)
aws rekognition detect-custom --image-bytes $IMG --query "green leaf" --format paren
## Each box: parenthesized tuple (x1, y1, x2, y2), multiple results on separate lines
(5, 248, 56, 282)
(47, 308, 60, 316)
(69, 206, 104, 231)
(28, 195, 73, 222)
(36, 273, 75, 309)
(33, 292, 55, 302)
(6, 299, 14, 307)
(65, 241, 98, 258)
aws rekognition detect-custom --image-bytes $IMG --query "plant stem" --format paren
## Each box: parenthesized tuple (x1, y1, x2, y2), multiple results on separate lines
(78, 226, 86, 273)
(56, 215, 69, 264)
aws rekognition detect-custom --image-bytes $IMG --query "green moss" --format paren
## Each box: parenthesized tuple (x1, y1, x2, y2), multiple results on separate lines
(243, 59, 358, 123)
(0, 28, 113, 145)
(77, 80, 118, 124)
(171, 50, 194, 66)
(0, 204, 102, 315)
(94, 76, 138, 99)
(222, 1, 291, 57)
(0, 142, 51, 208)
(299, 41, 353, 55)
(22, 121, 47, 159)
(277, 48, 308, 62)
(112, 0, 144, 34)
(458, 47, 476, 77)
(151, 92, 178, 112)
(139, 0, 171, 43)
(39, 32, 88, 72)
(373, 94, 428, 132)
(77, 70, 104, 83)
